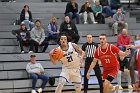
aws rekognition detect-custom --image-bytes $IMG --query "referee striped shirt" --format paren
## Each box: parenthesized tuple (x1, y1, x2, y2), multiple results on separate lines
(82, 42, 98, 58)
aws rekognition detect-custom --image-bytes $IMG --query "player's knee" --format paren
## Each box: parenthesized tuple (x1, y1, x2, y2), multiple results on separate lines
(58, 78, 66, 87)
(74, 84, 82, 92)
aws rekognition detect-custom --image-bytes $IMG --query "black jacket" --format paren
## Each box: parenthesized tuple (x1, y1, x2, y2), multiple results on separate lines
(20, 9, 33, 22)
(59, 21, 78, 35)
(79, 4, 93, 14)
(65, 2, 78, 14)
(12, 29, 30, 41)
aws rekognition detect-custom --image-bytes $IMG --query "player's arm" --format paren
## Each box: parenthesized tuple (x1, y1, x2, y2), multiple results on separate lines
(118, 49, 130, 58)
(49, 49, 58, 65)
(87, 58, 98, 79)
(72, 43, 85, 59)
(130, 52, 139, 90)
(131, 45, 140, 48)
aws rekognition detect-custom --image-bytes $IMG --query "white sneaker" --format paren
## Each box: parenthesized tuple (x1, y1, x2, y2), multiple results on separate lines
(93, 22, 98, 24)
(128, 84, 133, 89)
(29, 51, 33, 53)
(118, 85, 123, 90)
(37, 88, 42, 93)
(84, 22, 88, 24)
(21, 51, 24, 53)
(31, 90, 37, 93)
(112, 85, 119, 92)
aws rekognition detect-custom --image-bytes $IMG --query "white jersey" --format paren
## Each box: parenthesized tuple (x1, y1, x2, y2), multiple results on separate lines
(58, 42, 81, 69)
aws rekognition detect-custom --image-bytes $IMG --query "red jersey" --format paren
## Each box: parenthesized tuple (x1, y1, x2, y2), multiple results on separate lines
(94, 44, 120, 68)
(136, 49, 140, 85)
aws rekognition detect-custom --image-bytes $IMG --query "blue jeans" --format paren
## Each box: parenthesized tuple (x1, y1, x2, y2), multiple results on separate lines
(65, 12, 80, 24)
(23, 20, 34, 31)
(30, 73, 49, 90)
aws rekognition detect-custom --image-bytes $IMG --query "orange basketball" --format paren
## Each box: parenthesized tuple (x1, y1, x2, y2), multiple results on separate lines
(52, 48, 64, 60)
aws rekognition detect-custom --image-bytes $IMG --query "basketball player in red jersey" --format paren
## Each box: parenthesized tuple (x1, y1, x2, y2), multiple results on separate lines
(130, 49, 140, 90)
(87, 34, 130, 93)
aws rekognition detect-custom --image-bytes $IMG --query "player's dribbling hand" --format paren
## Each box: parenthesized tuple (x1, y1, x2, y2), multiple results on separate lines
(86, 72, 90, 79)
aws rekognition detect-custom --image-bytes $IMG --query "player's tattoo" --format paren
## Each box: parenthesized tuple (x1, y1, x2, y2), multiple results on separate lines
(72, 43, 83, 54)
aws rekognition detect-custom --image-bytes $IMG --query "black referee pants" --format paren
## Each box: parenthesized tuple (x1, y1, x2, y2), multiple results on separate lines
(84, 58, 103, 93)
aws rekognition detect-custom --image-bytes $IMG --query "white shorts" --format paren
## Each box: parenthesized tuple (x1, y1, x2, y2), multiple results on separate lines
(60, 68, 81, 83)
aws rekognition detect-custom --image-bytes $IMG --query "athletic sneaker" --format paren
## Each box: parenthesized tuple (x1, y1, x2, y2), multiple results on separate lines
(128, 84, 133, 89)
(84, 22, 88, 24)
(37, 88, 42, 93)
(112, 85, 119, 93)
(31, 90, 37, 93)
(118, 85, 123, 90)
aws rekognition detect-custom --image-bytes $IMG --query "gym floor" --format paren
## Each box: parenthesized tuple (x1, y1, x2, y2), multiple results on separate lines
(49, 89, 139, 93)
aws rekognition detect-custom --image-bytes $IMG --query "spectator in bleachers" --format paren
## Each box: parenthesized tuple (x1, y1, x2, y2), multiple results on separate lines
(117, 29, 131, 52)
(101, 0, 112, 18)
(112, 8, 128, 36)
(134, 34, 140, 46)
(47, 16, 59, 42)
(26, 54, 49, 93)
(116, 56, 133, 89)
(12, 22, 30, 53)
(20, 5, 34, 31)
(29, 20, 48, 53)
(59, 16, 80, 44)
(79, 0, 97, 24)
(65, 0, 79, 24)
(92, 0, 105, 24)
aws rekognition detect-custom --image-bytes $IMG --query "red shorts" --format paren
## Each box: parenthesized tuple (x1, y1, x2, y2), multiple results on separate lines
(102, 66, 119, 80)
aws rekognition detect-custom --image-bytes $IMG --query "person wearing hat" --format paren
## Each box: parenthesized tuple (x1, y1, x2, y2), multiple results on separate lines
(12, 22, 30, 53)
(26, 54, 49, 93)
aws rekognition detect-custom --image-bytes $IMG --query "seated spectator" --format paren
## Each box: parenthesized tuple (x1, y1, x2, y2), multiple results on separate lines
(134, 34, 140, 46)
(12, 22, 30, 53)
(117, 29, 135, 58)
(112, 8, 128, 36)
(101, 0, 112, 18)
(117, 29, 131, 52)
(59, 16, 80, 44)
(79, 0, 97, 24)
(26, 54, 49, 93)
(92, 0, 105, 24)
(47, 16, 59, 42)
(20, 5, 34, 31)
(29, 20, 48, 53)
(116, 56, 133, 89)
(65, 0, 79, 24)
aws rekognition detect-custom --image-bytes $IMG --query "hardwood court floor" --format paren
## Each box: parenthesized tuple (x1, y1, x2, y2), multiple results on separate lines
(48, 89, 140, 93)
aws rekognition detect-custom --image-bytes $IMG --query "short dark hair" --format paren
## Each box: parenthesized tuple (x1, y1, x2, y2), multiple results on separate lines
(35, 19, 41, 23)
(57, 34, 71, 44)
(30, 54, 36, 57)
(100, 34, 106, 37)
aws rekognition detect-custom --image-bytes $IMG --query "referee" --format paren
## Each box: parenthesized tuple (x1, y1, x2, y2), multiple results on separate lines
(82, 34, 103, 93)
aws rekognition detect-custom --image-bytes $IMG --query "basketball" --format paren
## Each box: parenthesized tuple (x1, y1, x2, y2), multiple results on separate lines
(52, 48, 64, 60)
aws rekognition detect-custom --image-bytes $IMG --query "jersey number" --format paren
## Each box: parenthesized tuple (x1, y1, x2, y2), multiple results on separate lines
(105, 59, 110, 63)
(67, 56, 73, 62)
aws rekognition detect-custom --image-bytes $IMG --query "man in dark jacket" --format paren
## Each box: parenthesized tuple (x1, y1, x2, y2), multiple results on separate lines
(65, 0, 79, 24)
(59, 16, 80, 44)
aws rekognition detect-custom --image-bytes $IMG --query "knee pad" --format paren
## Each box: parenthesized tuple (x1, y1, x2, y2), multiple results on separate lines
(74, 83, 82, 92)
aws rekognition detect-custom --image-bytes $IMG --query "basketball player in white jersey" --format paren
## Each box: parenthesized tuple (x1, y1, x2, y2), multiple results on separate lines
(49, 34, 85, 93)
